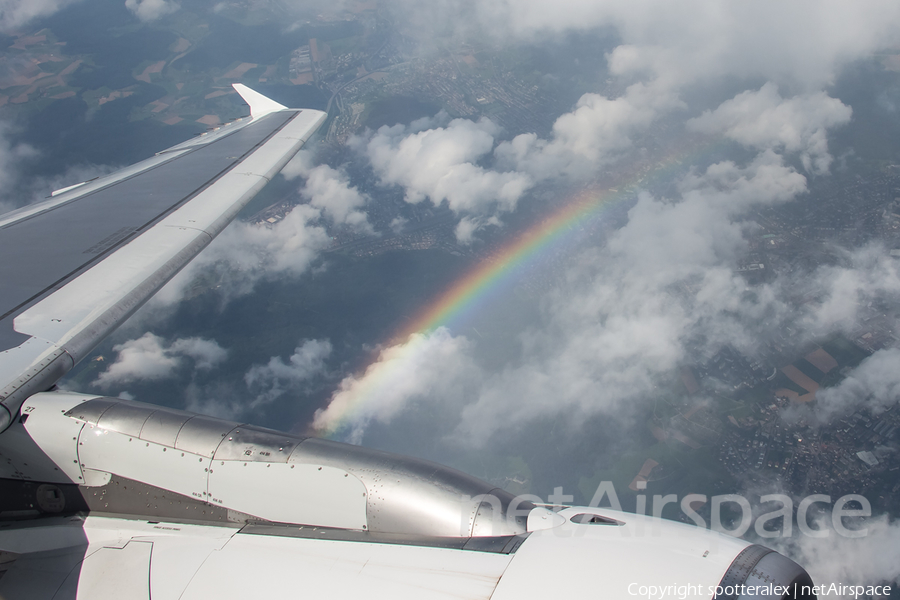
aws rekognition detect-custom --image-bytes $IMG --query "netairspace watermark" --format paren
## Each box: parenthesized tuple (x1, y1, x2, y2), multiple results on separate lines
(627, 583, 892, 599)
(461, 480, 874, 538)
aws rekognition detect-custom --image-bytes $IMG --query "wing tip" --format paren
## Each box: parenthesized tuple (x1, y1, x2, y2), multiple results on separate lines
(232, 83, 288, 119)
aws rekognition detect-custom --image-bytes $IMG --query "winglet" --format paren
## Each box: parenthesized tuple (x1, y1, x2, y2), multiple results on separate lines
(232, 83, 287, 119)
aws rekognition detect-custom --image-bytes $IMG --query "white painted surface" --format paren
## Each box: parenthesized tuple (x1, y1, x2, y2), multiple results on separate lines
(207, 461, 368, 528)
(493, 507, 747, 600)
(233, 83, 287, 119)
(20, 393, 91, 483)
(182, 533, 512, 600)
(79, 518, 236, 600)
(13, 226, 208, 345)
(50, 181, 89, 197)
(0, 512, 754, 600)
(78, 427, 211, 501)
(67, 541, 152, 600)
(526, 506, 566, 531)
(0, 393, 86, 482)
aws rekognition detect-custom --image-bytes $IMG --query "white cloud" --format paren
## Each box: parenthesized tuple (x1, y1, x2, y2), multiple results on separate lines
(453, 216, 481, 245)
(282, 150, 372, 233)
(94, 333, 227, 388)
(169, 336, 229, 370)
(400, 0, 900, 90)
(244, 339, 332, 407)
(780, 516, 900, 595)
(0, 121, 38, 214)
(497, 80, 684, 179)
(124, 0, 178, 22)
(0, 120, 117, 217)
(454, 154, 814, 440)
(0, 123, 35, 190)
(800, 348, 900, 423)
(153, 203, 331, 307)
(354, 84, 682, 242)
(805, 244, 900, 334)
(357, 114, 533, 216)
(319, 150, 817, 444)
(313, 328, 481, 444)
(302, 164, 372, 232)
(687, 84, 853, 174)
(0, 0, 81, 32)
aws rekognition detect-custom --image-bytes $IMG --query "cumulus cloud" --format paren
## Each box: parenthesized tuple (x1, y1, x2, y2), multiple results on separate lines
(397, 0, 900, 90)
(153, 203, 331, 307)
(315, 150, 818, 444)
(779, 515, 900, 595)
(124, 0, 178, 22)
(354, 83, 683, 242)
(687, 84, 853, 174)
(0, 122, 38, 215)
(496, 80, 684, 179)
(0, 120, 118, 218)
(313, 328, 481, 444)
(94, 333, 227, 388)
(795, 348, 900, 424)
(805, 244, 900, 334)
(283, 151, 372, 233)
(0, 0, 81, 32)
(244, 339, 332, 408)
(150, 149, 379, 307)
(355, 114, 533, 217)
(302, 164, 372, 233)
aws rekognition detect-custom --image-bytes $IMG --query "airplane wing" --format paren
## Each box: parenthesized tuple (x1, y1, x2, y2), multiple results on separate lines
(0, 84, 325, 432)
(0, 88, 816, 599)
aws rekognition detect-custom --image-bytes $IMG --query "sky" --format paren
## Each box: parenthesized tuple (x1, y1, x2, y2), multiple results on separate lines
(3, 0, 900, 592)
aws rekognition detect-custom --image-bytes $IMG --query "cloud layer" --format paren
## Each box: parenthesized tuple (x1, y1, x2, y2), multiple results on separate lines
(687, 84, 853, 174)
(124, 0, 178, 22)
(0, 0, 81, 32)
(245, 339, 333, 408)
(94, 333, 227, 388)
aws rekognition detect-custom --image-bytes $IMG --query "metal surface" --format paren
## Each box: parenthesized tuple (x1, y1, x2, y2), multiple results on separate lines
(139, 407, 192, 448)
(0, 110, 296, 353)
(174, 415, 237, 458)
(714, 544, 815, 600)
(56, 540, 152, 600)
(0, 345, 73, 432)
(0, 475, 257, 526)
(0, 99, 326, 433)
(290, 437, 534, 537)
(95, 402, 155, 438)
(180, 531, 514, 600)
(491, 506, 755, 600)
(1, 391, 819, 599)
(64, 397, 119, 425)
(20, 395, 536, 537)
(207, 461, 368, 528)
(212, 425, 303, 463)
(240, 523, 530, 554)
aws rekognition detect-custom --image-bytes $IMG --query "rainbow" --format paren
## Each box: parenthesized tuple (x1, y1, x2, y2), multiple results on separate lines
(397, 186, 624, 339)
(316, 138, 722, 438)
(395, 138, 719, 339)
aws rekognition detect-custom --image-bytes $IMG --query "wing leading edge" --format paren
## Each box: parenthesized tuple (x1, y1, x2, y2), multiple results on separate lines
(0, 85, 326, 431)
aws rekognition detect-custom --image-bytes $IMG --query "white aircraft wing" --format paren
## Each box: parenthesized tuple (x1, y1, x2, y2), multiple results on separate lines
(0, 88, 816, 600)
(0, 84, 325, 431)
